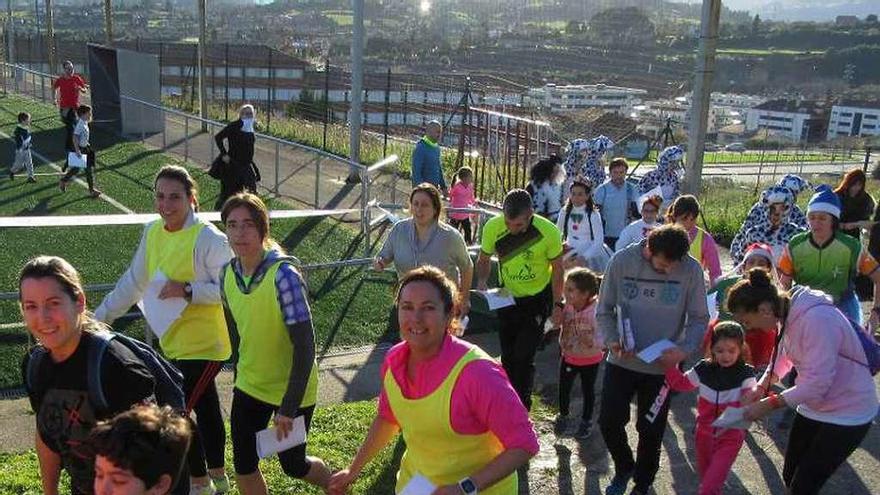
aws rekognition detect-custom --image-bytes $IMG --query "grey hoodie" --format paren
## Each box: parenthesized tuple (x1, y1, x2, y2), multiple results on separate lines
(597, 239, 710, 375)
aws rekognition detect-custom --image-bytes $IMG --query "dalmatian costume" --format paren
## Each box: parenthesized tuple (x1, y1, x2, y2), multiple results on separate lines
(638, 145, 685, 206)
(738, 174, 811, 243)
(730, 185, 806, 264)
(562, 136, 614, 199)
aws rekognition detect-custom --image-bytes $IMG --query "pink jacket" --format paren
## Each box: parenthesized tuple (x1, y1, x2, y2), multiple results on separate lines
(769, 287, 879, 426)
(559, 300, 604, 366)
(687, 225, 722, 284)
(448, 182, 476, 221)
(378, 335, 539, 454)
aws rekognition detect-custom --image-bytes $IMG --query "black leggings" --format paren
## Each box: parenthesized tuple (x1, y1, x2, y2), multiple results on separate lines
(174, 359, 226, 478)
(449, 218, 473, 244)
(231, 388, 315, 477)
(496, 284, 552, 411)
(558, 360, 600, 421)
(61, 146, 96, 191)
(783, 413, 871, 494)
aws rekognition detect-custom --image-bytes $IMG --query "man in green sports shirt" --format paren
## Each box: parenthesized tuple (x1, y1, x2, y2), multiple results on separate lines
(475, 189, 565, 410)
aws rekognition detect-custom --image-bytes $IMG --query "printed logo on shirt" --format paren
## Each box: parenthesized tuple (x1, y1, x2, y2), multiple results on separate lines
(659, 284, 681, 305)
(623, 281, 639, 300)
(509, 263, 536, 282)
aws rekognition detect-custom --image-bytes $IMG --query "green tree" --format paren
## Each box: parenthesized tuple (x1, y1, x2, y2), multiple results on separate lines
(751, 14, 761, 35)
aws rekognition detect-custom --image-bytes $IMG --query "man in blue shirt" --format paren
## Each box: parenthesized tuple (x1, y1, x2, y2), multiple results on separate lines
(593, 157, 638, 248)
(411, 120, 447, 195)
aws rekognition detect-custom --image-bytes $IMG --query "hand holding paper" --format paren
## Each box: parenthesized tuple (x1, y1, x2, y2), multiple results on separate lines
(476, 288, 515, 310)
(67, 151, 87, 169)
(711, 406, 752, 430)
(137, 271, 187, 338)
(636, 339, 677, 363)
(256, 415, 306, 459)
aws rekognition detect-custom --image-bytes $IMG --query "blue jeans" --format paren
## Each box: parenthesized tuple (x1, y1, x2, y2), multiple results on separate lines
(836, 289, 862, 325)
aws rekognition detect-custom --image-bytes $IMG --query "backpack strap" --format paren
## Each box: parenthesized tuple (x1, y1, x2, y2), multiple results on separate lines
(562, 206, 572, 242)
(86, 331, 114, 413)
(25, 346, 50, 396)
(587, 211, 594, 241)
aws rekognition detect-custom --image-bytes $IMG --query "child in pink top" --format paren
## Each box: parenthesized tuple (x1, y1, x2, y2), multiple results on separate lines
(557, 267, 604, 438)
(448, 166, 476, 244)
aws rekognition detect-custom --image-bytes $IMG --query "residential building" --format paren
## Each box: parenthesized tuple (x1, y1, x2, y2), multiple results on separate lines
(525, 84, 647, 115)
(828, 102, 880, 139)
(745, 99, 829, 143)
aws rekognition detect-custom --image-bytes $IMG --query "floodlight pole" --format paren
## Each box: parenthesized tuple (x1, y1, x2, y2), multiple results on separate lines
(197, 0, 208, 131)
(44, 0, 55, 73)
(684, 0, 721, 195)
(347, 0, 364, 181)
(103, 0, 113, 44)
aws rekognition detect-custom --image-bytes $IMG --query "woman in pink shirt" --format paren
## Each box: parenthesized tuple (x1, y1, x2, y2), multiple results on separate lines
(728, 269, 878, 495)
(668, 195, 722, 286)
(448, 166, 477, 244)
(329, 266, 538, 495)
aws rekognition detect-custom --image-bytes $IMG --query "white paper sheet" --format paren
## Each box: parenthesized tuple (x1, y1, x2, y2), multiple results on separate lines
(67, 151, 87, 169)
(707, 292, 719, 321)
(636, 339, 677, 363)
(400, 474, 437, 495)
(479, 289, 515, 310)
(136, 271, 187, 339)
(255, 415, 307, 459)
(617, 305, 635, 352)
(711, 406, 752, 430)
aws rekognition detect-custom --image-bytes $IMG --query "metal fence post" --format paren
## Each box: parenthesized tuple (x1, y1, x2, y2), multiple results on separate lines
(162, 109, 167, 149)
(184, 115, 189, 162)
(322, 58, 329, 151)
(207, 121, 213, 162)
(362, 167, 370, 258)
(864, 147, 873, 173)
(274, 141, 280, 195)
(314, 156, 321, 207)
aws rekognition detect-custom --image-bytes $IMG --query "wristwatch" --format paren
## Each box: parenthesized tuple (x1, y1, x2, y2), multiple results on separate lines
(183, 282, 193, 301)
(458, 477, 478, 495)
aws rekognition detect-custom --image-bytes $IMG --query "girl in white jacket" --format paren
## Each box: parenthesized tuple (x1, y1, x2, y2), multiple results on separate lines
(557, 175, 608, 272)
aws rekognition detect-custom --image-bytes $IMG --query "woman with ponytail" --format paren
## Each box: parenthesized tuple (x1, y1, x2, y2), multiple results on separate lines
(727, 268, 878, 494)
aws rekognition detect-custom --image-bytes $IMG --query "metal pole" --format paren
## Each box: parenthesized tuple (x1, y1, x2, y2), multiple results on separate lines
(44, 0, 55, 74)
(266, 47, 272, 131)
(383, 67, 390, 157)
(684, 0, 721, 195)
(864, 147, 872, 173)
(274, 141, 280, 195)
(184, 115, 189, 162)
(322, 58, 329, 151)
(197, 0, 207, 131)
(347, 0, 364, 180)
(224, 42, 229, 121)
(7, 0, 15, 69)
(103, 0, 113, 44)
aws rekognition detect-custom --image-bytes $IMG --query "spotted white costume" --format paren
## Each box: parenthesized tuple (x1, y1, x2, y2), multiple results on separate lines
(730, 185, 806, 264)
(638, 145, 685, 205)
(562, 136, 614, 198)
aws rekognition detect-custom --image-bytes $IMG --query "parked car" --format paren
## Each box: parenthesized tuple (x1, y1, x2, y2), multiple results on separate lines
(725, 142, 746, 152)
(704, 143, 722, 152)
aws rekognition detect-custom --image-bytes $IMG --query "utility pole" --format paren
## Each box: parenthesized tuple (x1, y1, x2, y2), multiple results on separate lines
(197, 0, 207, 130)
(684, 0, 721, 195)
(7, 0, 15, 66)
(44, 0, 54, 74)
(103, 0, 113, 45)
(347, 0, 364, 181)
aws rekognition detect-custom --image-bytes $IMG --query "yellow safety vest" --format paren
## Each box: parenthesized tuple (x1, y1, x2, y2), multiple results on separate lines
(689, 227, 704, 265)
(222, 258, 318, 407)
(385, 347, 518, 494)
(145, 220, 231, 361)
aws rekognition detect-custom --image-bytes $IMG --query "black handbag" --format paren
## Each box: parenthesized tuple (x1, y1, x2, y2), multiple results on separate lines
(208, 154, 225, 180)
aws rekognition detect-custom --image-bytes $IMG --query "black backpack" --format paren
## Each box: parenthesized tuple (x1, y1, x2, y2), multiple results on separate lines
(26, 331, 186, 413)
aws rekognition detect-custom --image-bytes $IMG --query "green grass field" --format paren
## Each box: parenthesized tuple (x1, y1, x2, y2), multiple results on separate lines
(0, 399, 402, 494)
(0, 93, 399, 389)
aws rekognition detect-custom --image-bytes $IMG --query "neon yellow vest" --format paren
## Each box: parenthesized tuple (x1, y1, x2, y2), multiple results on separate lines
(385, 347, 518, 494)
(688, 227, 704, 265)
(145, 220, 231, 361)
(222, 259, 318, 408)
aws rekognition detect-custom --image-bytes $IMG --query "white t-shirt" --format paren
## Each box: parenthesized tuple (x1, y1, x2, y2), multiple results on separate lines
(556, 205, 604, 259)
(73, 119, 90, 148)
(615, 219, 661, 252)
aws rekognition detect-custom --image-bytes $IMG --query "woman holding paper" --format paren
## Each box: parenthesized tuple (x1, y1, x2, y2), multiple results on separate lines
(95, 165, 233, 495)
(220, 193, 331, 494)
(375, 183, 473, 316)
(329, 266, 539, 495)
(727, 269, 878, 494)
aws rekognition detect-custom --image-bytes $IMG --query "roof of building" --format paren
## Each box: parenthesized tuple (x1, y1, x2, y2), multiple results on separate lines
(752, 99, 828, 116)
(835, 100, 880, 111)
(545, 108, 637, 143)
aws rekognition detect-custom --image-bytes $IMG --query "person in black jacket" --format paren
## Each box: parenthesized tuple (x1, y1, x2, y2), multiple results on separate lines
(9, 112, 35, 182)
(214, 104, 259, 210)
